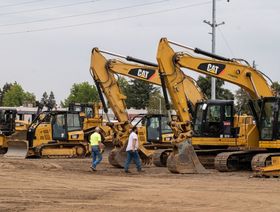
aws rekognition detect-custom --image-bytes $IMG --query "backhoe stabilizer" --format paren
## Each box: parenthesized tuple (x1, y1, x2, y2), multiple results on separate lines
(167, 140, 209, 174)
(4, 139, 29, 159)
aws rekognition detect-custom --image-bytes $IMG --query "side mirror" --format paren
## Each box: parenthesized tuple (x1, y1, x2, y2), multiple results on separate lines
(202, 103, 207, 110)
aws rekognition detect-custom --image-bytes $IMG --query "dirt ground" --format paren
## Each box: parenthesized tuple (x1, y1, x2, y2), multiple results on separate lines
(1, 151, 280, 212)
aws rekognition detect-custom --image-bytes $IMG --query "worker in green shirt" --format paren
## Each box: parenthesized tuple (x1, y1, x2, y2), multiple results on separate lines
(90, 127, 102, 171)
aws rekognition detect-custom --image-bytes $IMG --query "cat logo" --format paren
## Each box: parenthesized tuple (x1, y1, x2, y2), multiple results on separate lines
(128, 68, 156, 80)
(207, 64, 219, 74)
(137, 69, 149, 79)
(197, 63, 226, 75)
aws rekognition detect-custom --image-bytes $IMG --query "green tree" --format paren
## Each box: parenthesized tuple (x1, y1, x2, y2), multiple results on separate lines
(2, 82, 35, 106)
(41, 91, 48, 103)
(117, 76, 129, 96)
(197, 76, 234, 100)
(125, 79, 159, 109)
(235, 88, 251, 114)
(147, 92, 166, 114)
(63, 82, 98, 107)
(48, 91, 56, 109)
(272, 81, 280, 96)
(0, 82, 13, 106)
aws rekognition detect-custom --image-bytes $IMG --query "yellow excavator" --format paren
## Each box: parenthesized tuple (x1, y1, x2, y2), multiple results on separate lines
(157, 37, 280, 176)
(90, 48, 183, 168)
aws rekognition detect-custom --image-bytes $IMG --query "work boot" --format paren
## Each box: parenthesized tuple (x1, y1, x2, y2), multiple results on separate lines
(91, 166, 96, 171)
(124, 170, 131, 173)
(137, 169, 145, 173)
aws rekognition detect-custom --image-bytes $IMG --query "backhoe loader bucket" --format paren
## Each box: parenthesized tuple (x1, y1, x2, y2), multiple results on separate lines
(4, 140, 29, 158)
(167, 140, 209, 174)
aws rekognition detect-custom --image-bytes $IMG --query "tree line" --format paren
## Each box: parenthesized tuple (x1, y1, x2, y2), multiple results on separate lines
(1, 78, 280, 115)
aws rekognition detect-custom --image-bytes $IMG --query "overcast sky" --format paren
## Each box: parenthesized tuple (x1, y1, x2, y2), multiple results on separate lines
(0, 0, 279, 103)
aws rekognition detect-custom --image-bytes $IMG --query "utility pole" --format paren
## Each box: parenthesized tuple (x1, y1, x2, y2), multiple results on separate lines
(204, 0, 229, 99)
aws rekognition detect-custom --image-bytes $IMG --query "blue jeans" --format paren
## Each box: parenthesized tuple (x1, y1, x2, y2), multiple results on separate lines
(91, 146, 102, 168)
(124, 150, 142, 171)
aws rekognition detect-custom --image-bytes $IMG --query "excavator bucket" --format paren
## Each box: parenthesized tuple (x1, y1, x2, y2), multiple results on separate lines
(167, 140, 209, 174)
(108, 147, 127, 168)
(4, 140, 29, 158)
(108, 147, 150, 168)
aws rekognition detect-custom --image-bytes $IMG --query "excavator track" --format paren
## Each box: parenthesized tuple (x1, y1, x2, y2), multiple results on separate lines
(195, 149, 234, 169)
(34, 142, 88, 158)
(152, 149, 172, 167)
(214, 150, 266, 172)
(166, 140, 209, 174)
(251, 153, 280, 171)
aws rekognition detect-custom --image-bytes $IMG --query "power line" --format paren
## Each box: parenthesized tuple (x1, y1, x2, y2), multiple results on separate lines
(0, 0, 46, 9)
(0, 0, 169, 27)
(217, 27, 235, 57)
(0, 0, 103, 16)
(0, 1, 212, 35)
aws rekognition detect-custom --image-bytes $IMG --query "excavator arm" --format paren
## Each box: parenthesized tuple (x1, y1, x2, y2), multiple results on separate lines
(90, 48, 129, 124)
(157, 38, 275, 121)
(157, 38, 273, 99)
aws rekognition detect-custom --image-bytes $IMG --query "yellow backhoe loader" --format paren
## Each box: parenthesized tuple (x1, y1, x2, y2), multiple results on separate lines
(157, 38, 280, 176)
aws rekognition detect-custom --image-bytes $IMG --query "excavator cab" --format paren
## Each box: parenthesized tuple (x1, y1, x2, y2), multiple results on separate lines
(259, 97, 280, 141)
(27, 111, 82, 145)
(133, 114, 173, 144)
(193, 100, 236, 138)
